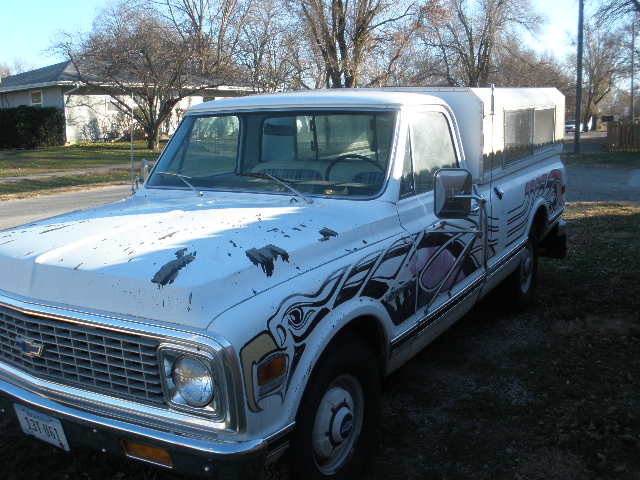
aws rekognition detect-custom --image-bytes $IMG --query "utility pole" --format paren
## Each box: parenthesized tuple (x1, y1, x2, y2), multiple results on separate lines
(574, 0, 584, 154)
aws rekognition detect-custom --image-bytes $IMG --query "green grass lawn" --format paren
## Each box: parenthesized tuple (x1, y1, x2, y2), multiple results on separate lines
(561, 151, 640, 169)
(0, 142, 161, 178)
(0, 170, 131, 197)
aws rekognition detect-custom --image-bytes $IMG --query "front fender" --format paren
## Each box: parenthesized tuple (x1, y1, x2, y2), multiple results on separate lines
(216, 260, 395, 437)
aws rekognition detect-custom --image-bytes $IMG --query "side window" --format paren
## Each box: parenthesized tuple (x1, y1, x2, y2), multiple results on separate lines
(400, 133, 414, 197)
(410, 112, 458, 194)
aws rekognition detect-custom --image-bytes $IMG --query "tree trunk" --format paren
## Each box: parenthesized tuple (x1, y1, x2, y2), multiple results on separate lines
(146, 124, 160, 151)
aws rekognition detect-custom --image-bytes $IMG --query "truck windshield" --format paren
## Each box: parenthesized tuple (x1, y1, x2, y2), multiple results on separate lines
(147, 110, 396, 198)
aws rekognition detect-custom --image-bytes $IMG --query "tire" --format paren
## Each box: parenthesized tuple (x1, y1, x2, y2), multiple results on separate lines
(290, 335, 381, 480)
(504, 231, 538, 311)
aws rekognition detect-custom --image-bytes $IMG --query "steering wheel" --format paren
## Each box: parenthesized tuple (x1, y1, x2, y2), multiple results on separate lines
(325, 154, 384, 181)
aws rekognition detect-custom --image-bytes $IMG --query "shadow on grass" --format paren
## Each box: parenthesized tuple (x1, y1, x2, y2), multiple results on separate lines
(372, 202, 640, 480)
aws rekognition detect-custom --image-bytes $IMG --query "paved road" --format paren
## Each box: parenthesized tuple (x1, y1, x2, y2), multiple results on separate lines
(566, 165, 640, 202)
(0, 185, 131, 231)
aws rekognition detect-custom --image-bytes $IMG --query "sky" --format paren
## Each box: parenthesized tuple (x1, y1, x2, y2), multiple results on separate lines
(0, 0, 599, 72)
(0, 0, 104, 70)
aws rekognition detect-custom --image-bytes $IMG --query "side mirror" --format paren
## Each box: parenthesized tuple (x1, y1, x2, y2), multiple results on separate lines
(434, 168, 473, 219)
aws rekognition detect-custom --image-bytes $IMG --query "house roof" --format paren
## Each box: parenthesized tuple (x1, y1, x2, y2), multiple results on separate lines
(0, 60, 251, 94)
(0, 61, 79, 92)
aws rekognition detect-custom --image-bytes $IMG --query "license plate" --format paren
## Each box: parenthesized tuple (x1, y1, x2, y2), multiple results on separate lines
(14, 404, 70, 451)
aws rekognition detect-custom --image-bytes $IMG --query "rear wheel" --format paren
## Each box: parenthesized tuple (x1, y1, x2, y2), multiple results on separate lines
(505, 232, 538, 311)
(290, 336, 380, 479)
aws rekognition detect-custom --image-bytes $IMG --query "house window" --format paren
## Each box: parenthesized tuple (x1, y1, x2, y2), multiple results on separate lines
(30, 90, 42, 106)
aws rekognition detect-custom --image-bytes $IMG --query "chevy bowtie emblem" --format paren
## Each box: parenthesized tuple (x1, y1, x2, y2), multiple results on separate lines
(15, 337, 45, 358)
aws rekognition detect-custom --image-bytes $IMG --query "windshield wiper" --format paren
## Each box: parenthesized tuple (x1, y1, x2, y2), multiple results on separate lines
(157, 171, 203, 197)
(237, 172, 313, 204)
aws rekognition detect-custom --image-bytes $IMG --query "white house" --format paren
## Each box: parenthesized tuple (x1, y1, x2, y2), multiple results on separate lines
(0, 61, 250, 144)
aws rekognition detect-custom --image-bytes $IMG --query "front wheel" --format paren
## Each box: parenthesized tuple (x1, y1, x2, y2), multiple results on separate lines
(290, 336, 380, 479)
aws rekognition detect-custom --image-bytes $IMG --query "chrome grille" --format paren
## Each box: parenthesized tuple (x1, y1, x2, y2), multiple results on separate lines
(0, 305, 164, 405)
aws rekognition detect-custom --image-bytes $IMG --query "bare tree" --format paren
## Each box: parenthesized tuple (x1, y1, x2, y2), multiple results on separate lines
(569, 21, 625, 130)
(236, 0, 304, 91)
(0, 58, 36, 80)
(11, 58, 36, 75)
(288, 0, 442, 88)
(595, 0, 640, 25)
(492, 37, 572, 89)
(420, 0, 542, 87)
(55, 0, 246, 150)
(0, 62, 10, 80)
(156, 0, 252, 73)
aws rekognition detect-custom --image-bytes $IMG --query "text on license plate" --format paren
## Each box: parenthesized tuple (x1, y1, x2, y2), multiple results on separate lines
(14, 404, 70, 451)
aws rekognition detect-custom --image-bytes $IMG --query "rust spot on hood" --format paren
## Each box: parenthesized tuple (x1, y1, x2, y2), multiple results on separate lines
(319, 227, 338, 242)
(245, 244, 289, 277)
(151, 248, 197, 287)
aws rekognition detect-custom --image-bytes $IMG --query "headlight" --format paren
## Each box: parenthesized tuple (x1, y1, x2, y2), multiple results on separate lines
(172, 355, 214, 407)
(159, 346, 224, 416)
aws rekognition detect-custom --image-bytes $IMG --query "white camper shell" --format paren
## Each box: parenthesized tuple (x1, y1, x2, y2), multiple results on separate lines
(389, 87, 565, 183)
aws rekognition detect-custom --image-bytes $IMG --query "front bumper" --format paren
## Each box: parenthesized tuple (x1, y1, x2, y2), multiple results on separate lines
(0, 375, 289, 479)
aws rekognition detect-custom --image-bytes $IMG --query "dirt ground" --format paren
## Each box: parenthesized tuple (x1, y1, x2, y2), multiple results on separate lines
(1, 200, 638, 479)
(371, 208, 640, 480)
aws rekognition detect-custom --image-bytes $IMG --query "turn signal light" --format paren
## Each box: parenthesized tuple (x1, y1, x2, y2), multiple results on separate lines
(257, 353, 287, 386)
(122, 440, 173, 468)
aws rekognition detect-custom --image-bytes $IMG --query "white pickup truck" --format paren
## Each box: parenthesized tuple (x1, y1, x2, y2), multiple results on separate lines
(0, 88, 566, 479)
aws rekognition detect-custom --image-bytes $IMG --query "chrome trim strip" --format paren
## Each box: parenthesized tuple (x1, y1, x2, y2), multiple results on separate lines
(390, 276, 485, 349)
(123, 451, 174, 470)
(0, 288, 246, 434)
(264, 421, 296, 445)
(390, 237, 528, 352)
(0, 359, 224, 437)
(0, 375, 265, 457)
(485, 239, 528, 281)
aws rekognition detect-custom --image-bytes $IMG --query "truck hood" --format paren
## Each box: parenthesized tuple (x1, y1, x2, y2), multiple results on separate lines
(0, 190, 399, 330)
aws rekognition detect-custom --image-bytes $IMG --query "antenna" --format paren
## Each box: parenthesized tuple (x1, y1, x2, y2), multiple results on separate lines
(130, 89, 135, 194)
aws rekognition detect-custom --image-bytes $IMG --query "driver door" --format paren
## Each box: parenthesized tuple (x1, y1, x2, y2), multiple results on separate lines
(396, 108, 486, 329)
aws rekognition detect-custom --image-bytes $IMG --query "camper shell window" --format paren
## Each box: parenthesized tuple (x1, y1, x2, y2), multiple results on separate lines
(504, 107, 556, 166)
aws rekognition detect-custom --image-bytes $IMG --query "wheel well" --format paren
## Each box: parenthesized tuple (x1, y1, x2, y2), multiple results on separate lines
(532, 207, 547, 242)
(327, 316, 387, 376)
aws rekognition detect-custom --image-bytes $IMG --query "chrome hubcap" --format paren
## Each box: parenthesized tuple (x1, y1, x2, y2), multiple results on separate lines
(312, 374, 364, 475)
(520, 244, 534, 293)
